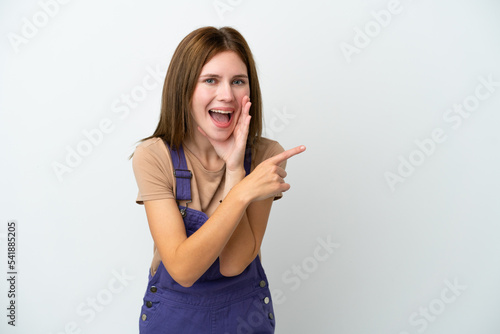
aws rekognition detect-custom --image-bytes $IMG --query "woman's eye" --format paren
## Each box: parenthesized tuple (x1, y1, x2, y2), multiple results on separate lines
(233, 79, 244, 85)
(205, 79, 215, 84)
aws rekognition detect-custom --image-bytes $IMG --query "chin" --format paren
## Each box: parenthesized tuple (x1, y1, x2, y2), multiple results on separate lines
(206, 127, 234, 142)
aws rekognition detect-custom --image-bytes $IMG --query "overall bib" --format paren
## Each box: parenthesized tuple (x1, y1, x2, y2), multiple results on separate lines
(139, 142, 276, 334)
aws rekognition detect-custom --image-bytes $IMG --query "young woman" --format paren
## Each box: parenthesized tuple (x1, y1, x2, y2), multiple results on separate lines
(131, 26, 305, 333)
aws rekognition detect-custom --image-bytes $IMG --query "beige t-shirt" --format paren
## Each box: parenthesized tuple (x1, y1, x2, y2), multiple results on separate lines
(132, 136, 286, 276)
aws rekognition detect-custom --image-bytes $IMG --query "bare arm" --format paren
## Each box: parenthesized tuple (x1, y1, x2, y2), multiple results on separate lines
(216, 145, 301, 276)
(144, 145, 305, 287)
(218, 197, 273, 276)
(216, 164, 275, 276)
(144, 186, 249, 288)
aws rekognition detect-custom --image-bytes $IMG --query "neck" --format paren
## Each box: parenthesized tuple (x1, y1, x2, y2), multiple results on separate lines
(183, 131, 224, 171)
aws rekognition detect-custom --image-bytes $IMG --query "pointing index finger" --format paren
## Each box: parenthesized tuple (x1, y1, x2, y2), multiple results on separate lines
(269, 145, 306, 165)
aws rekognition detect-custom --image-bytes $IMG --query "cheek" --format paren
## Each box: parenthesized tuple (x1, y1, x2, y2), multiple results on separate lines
(237, 88, 251, 103)
(193, 85, 213, 104)
(192, 91, 211, 114)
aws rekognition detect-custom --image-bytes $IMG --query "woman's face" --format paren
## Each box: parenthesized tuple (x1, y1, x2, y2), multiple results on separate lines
(190, 51, 250, 143)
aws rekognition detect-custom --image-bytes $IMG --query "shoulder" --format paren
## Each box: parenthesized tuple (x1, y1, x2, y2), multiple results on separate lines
(251, 137, 285, 166)
(132, 137, 173, 173)
(134, 137, 167, 154)
(133, 138, 169, 160)
(254, 137, 282, 150)
(132, 137, 175, 203)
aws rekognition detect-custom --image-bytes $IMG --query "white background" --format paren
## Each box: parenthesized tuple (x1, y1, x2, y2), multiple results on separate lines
(1, 0, 500, 333)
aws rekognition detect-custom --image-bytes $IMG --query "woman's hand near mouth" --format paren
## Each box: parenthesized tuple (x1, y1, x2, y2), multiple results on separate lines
(197, 95, 252, 175)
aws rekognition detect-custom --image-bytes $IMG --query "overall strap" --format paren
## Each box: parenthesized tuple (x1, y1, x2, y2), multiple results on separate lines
(244, 147, 252, 176)
(165, 141, 192, 201)
(165, 140, 253, 202)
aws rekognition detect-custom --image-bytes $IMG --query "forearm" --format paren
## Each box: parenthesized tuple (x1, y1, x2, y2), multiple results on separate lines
(219, 211, 258, 275)
(218, 169, 261, 274)
(173, 144, 300, 283)
(222, 168, 246, 199)
(164, 189, 250, 286)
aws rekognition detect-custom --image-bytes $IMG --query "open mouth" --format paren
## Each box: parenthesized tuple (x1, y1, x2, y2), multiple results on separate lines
(209, 109, 233, 126)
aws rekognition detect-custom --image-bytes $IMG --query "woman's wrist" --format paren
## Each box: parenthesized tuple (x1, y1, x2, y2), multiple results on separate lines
(221, 167, 246, 199)
(225, 166, 246, 181)
(227, 180, 254, 207)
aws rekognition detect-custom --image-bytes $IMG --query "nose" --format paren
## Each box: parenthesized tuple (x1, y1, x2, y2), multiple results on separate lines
(216, 82, 234, 102)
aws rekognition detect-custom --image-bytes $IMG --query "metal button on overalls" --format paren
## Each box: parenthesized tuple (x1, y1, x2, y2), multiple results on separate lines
(138, 143, 276, 333)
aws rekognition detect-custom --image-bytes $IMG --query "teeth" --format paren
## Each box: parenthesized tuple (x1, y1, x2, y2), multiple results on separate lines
(210, 109, 232, 114)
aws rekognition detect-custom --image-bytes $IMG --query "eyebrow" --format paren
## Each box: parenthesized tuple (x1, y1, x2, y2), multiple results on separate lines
(199, 73, 248, 79)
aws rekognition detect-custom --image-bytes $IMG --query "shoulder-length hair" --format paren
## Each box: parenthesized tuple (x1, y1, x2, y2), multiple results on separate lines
(132, 26, 262, 156)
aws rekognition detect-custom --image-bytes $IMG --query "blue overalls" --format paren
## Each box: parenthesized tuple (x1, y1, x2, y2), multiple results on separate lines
(139, 142, 276, 334)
